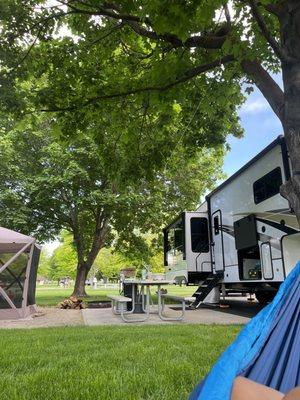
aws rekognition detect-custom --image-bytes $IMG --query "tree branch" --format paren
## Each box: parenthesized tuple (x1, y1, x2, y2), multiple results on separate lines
(86, 216, 109, 266)
(86, 22, 124, 47)
(224, 3, 232, 25)
(10, 22, 47, 72)
(184, 33, 228, 49)
(39, 55, 234, 112)
(247, 0, 289, 61)
(238, 0, 282, 17)
(241, 59, 284, 121)
(31, 1, 229, 50)
(258, 2, 283, 17)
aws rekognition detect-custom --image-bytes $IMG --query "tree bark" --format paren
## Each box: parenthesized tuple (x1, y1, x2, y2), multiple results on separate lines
(278, 1, 300, 225)
(241, 1, 300, 226)
(71, 262, 90, 297)
(241, 60, 284, 120)
(70, 214, 109, 298)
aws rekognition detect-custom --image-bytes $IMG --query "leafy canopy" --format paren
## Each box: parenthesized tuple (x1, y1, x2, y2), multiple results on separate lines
(0, 0, 245, 149)
(0, 119, 224, 266)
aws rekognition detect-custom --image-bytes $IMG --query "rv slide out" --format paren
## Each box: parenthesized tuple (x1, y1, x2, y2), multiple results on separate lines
(163, 136, 300, 304)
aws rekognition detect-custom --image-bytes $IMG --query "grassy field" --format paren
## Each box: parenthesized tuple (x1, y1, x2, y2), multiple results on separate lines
(36, 284, 196, 306)
(0, 324, 241, 400)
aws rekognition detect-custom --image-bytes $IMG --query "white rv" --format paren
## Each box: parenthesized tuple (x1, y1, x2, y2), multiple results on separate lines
(163, 136, 300, 305)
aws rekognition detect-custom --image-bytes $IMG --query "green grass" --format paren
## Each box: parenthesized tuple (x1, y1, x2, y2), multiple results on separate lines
(35, 285, 119, 306)
(0, 324, 241, 400)
(36, 285, 196, 306)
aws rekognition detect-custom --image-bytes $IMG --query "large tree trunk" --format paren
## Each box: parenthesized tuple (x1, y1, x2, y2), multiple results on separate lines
(70, 217, 109, 297)
(278, 1, 300, 225)
(71, 263, 91, 297)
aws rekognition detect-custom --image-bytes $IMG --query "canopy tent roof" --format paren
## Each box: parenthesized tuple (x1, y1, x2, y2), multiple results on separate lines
(0, 227, 36, 253)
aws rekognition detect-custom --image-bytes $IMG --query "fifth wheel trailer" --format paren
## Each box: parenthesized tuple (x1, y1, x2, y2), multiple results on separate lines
(163, 136, 300, 306)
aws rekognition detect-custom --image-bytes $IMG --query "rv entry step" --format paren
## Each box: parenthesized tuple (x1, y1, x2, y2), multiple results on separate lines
(190, 273, 223, 309)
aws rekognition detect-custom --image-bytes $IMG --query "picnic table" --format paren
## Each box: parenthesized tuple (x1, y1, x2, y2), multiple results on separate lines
(108, 279, 195, 322)
(124, 279, 171, 308)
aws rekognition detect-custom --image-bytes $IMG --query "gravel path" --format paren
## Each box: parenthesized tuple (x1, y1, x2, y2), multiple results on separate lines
(0, 307, 84, 329)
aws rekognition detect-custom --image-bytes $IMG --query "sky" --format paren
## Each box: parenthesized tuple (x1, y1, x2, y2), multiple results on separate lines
(223, 75, 283, 176)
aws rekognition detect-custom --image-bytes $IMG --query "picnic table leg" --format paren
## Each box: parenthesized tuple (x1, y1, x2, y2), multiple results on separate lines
(130, 284, 136, 313)
(158, 291, 186, 321)
(120, 285, 150, 323)
(120, 294, 150, 323)
(112, 285, 136, 316)
(141, 285, 152, 313)
(158, 284, 162, 315)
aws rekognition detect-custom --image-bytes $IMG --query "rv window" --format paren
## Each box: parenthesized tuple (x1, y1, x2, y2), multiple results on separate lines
(253, 167, 282, 204)
(166, 220, 184, 255)
(190, 218, 209, 253)
(174, 228, 183, 249)
(214, 216, 220, 235)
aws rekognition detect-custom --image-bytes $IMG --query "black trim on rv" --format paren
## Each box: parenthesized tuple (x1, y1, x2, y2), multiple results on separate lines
(256, 217, 298, 235)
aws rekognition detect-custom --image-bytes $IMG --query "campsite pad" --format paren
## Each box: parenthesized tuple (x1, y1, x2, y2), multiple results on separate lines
(82, 297, 260, 326)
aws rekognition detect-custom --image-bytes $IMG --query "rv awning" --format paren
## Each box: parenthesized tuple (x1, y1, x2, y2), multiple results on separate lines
(0, 227, 36, 253)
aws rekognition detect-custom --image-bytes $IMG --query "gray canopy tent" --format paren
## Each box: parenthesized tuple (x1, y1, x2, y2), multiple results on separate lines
(0, 227, 41, 319)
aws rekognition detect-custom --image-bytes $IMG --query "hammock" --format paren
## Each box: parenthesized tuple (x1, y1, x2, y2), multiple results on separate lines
(190, 261, 300, 400)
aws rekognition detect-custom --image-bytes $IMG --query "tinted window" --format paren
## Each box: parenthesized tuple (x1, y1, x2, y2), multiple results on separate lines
(214, 216, 219, 235)
(191, 218, 209, 253)
(253, 167, 282, 204)
(166, 220, 184, 255)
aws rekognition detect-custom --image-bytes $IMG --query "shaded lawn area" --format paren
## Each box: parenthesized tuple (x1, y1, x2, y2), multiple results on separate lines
(36, 285, 196, 306)
(0, 324, 241, 400)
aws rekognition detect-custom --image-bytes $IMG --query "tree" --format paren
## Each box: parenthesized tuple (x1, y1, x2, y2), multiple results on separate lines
(1, 1, 299, 221)
(0, 124, 223, 296)
(47, 231, 163, 282)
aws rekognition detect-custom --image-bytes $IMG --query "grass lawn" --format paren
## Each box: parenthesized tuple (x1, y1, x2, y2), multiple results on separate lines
(36, 284, 196, 306)
(0, 324, 241, 400)
(36, 285, 120, 306)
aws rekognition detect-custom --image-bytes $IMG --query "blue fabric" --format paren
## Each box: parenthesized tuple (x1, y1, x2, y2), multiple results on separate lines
(190, 261, 300, 400)
(189, 379, 205, 400)
(241, 271, 300, 393)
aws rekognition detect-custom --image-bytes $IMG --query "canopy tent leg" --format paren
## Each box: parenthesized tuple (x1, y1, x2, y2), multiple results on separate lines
(21, 242, 35, 318)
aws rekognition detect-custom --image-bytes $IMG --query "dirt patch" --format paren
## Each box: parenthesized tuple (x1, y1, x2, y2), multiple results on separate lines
(0, 307, 84, 329)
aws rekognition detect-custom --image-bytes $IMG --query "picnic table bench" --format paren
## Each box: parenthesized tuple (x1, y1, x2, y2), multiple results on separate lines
(159, 294, 196, 321)
(107, 294, 150, 323)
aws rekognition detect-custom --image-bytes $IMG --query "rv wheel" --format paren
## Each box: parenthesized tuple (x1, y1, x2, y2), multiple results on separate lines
(255, 291, 276, 304)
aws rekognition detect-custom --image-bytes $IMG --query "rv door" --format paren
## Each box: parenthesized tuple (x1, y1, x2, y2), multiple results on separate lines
(185, 212, 211, 273)
(212, 210, 225, 272)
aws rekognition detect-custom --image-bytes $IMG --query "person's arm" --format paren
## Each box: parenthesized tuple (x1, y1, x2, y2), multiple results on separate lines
(231, 377, 284, 400)
(283, 388, 300, 400)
